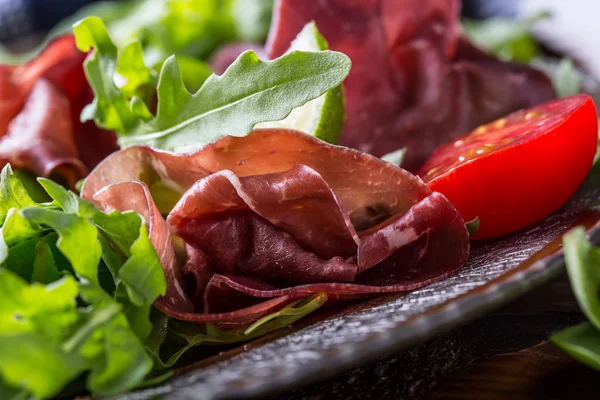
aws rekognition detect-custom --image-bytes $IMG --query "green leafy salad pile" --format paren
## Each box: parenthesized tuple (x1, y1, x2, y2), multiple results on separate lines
(0, 166, 328, 398)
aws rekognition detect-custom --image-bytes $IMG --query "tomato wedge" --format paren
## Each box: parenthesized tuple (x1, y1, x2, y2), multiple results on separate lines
(417, 94, 598, 240)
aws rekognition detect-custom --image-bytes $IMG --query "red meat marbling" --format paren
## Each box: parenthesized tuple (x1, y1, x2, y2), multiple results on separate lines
(83, 129, 469, 326)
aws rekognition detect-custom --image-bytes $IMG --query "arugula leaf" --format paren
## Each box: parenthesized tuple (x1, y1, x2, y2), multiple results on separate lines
(462, 11, 550, 63)
(12, 169, 51, 203)
(74, 17, 145, 133)
(74, 16, 352, 152)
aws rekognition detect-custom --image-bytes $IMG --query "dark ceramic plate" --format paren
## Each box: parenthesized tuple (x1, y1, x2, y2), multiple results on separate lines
(113, 176, 600, 400)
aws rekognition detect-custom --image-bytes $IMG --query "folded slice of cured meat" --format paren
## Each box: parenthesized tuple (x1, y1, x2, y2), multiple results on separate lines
(0, 35, 86, 135)
(82, 129, 469, 326)
(0, 35, 118, 181)
(0, 79, 87, 187)
(265, 0, 555, 171)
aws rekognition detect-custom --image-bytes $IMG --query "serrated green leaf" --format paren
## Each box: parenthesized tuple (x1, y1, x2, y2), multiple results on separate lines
(74, 17, 141, 133)
(119, 49, 351, 151)
(37, 178, 98, 218)
(75, 16, 351, 152)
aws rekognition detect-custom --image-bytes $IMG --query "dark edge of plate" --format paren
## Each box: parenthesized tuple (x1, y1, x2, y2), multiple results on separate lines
(114, 217, 600, 400)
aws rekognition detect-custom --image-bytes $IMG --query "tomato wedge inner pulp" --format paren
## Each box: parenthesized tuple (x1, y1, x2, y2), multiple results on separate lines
(418, 94, 598, 240)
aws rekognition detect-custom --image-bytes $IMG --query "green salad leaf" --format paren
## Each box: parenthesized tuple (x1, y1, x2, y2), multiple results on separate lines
(74, 16, 351, 152)
(551, 227, 600, 371)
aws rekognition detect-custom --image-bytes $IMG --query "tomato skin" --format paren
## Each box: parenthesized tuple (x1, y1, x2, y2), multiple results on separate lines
(418, 95, 598, 240)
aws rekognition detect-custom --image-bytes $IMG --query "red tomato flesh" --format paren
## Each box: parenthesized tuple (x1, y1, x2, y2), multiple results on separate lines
(417, 94, 598, 240)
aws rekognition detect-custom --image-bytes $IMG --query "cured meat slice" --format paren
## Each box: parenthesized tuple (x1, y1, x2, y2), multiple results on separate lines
(265, 0, 555, 171)
(0, 35, 118, 178)
(0, 79, 87, 187)
(83, 129, 469, 325)
(0, 35, 86, 135)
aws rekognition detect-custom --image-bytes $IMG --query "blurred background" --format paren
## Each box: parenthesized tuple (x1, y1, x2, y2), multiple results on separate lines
(0, 0, 598, 83)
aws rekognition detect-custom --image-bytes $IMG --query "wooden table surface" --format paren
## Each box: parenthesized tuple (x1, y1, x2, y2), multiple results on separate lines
(274, 272, 596, 399)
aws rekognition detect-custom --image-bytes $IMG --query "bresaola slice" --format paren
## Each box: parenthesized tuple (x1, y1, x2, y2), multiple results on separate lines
(265, 0, 555, 171)
(0, 35, 118, 184)
(0, 35, 87, 135)
(0, 79, 86, 187)
(83, 129, 469, 326)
